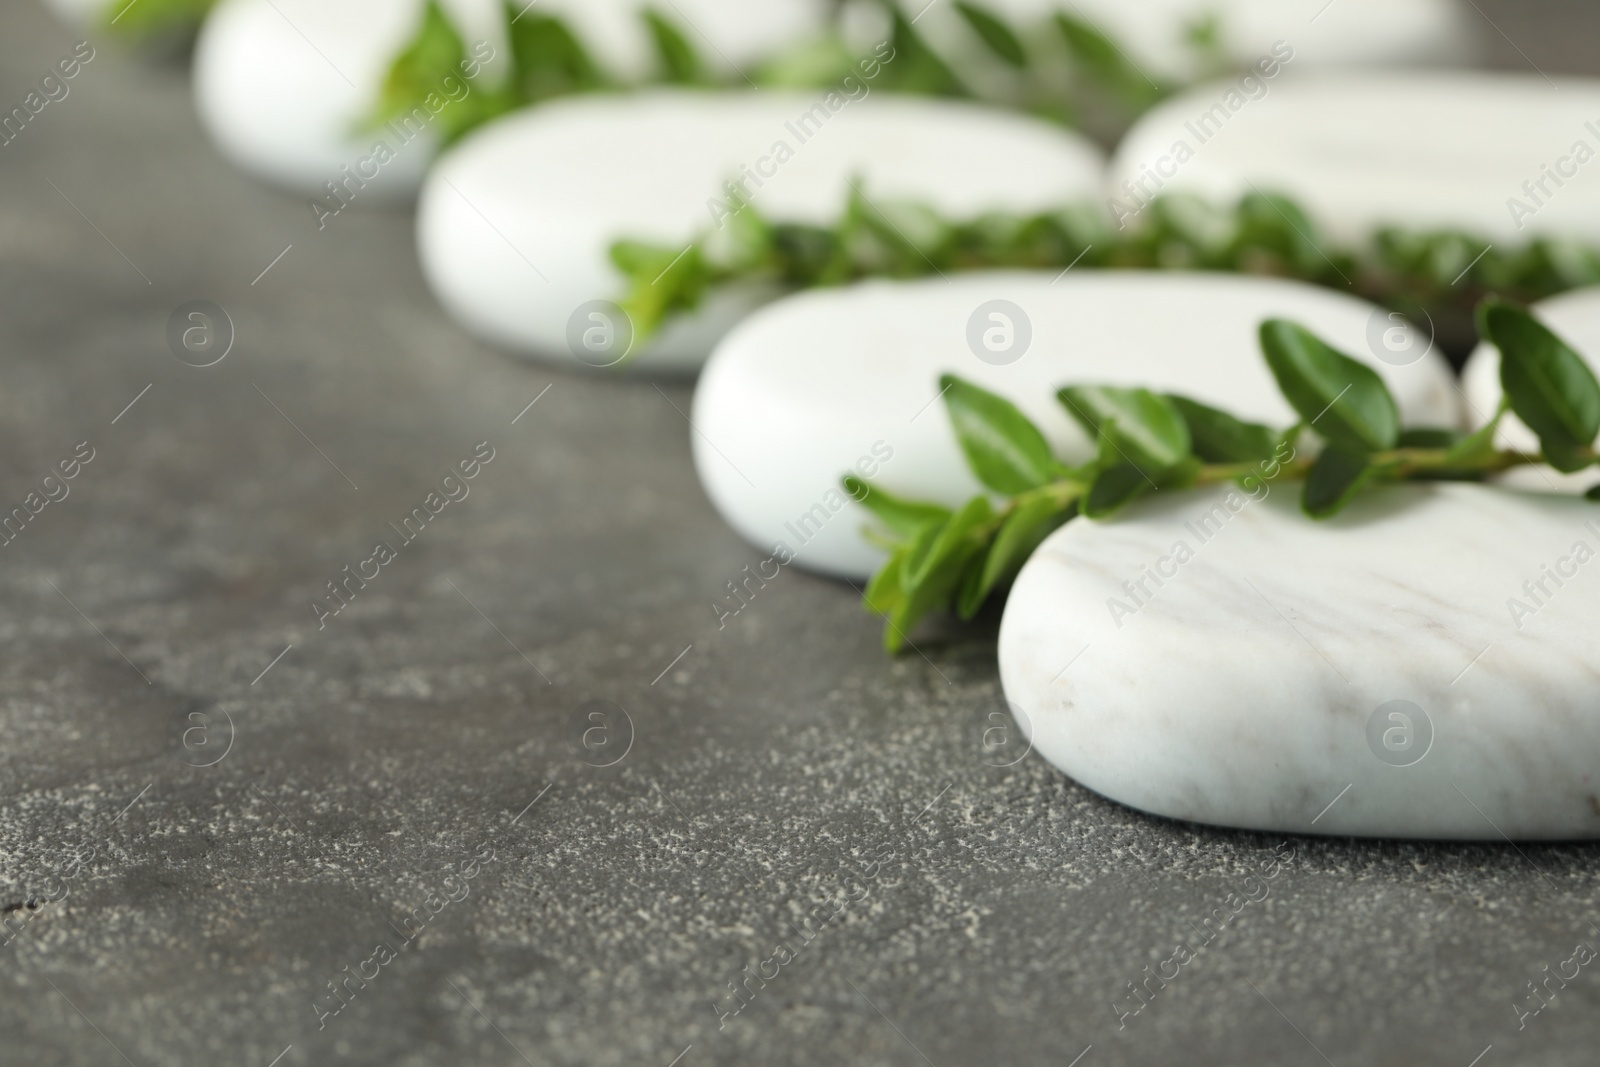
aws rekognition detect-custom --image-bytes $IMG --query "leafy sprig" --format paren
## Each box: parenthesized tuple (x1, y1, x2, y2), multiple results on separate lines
(370, 0, 1229, 150)
(848, 301, 1600, 652)
(612, 188, 1600, 358)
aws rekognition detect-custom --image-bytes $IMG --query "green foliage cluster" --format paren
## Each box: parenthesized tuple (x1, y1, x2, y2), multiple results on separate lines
(612, 187, 1600, 356)
(371, 0, 780, 146)
(369, 0, 1227, 147)
(847, 302, 1600, 651)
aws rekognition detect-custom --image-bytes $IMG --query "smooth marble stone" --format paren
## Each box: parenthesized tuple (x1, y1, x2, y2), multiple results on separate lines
(1111, 73, 1600, 242)
(693, 271, 1460, 580)
(1462, 286, 1600, 493)
(192, 0, 824, 199)
(999, 481, 1600, 840)
(897, 0, 1473, 82)
(416, 92, 1104, 371)
(194, 0, 503, 199)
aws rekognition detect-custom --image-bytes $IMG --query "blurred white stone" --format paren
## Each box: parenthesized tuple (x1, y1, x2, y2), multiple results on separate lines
(1112, 74, 1600, 242)
(1000, 481, 1600, 839)
(417, 92, 1104, 372)
(693, 271, 1460, 579)
(194, 0, 504, 199)
(192, 0, 826, 199)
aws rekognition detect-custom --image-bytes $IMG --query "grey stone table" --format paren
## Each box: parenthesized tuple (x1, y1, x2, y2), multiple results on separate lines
(2, 3, 1598, 1065)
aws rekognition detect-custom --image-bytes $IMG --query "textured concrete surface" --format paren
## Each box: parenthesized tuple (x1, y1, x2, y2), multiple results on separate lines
(2, 3, 1600, 1066)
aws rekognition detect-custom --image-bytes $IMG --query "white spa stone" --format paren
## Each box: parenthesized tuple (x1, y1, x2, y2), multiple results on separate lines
(1111, 73, 1600, 243)
(693, 271, 1460, 580)
(192, 0, 826, 199)
(897, 0, 1473, 82)
(416, 92, 1104, 371)
(194, 0, 503, 199)
(1462, 287, 1600, 494)
(998, 481, 1600, 840)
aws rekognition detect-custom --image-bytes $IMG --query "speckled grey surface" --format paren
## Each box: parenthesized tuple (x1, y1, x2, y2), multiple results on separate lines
(3, 3, 1600, 1066)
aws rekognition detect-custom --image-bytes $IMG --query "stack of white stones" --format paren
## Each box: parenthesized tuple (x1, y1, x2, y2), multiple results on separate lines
(75, 0, 1600, 837)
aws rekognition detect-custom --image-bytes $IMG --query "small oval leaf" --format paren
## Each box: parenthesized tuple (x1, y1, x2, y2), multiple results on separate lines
(1166, 394, 1280, 463)
(1482, 300, 1600, 452)
(956, 494, 1073, 618)
(1082, 463, 1151, 519)
(1260, 319, 1400, 453)
(1058, 385, 1191, 472)
(1302, 446, 1376, 518)
(842, 476, 952, 540)
(642, 8, 705, 84)
(941, 375, 1060, 494)
(954, 1, 1029, 67)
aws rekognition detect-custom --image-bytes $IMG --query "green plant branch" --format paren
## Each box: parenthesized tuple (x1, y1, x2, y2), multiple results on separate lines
(370, 0, 1238, 154)
(1193, 446, 1553, 486)
(612, 188, 1600, 357)
(846, 303, 1600, 653)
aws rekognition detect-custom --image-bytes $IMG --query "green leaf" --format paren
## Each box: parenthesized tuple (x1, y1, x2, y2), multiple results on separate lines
(1542, 439, 1598, 474)
(507, 8, 608, 103)
(1445, 399, 1508, 465)
(373, 0, 467, 128)
(642, 8, 705, 84)
(1481, 300, 1600, 452)
(610, 240, 710, 345)
(769, 222, 841, 284)
(842, 476, 952, 540)
(876, 7, 970, 97)
(1303, 446, 1377, 518)
(877, 496, 994, 651)
(956, 494, 1072, 619)
(941, 375, 1060, 495)
(1054, 12, 1165, 109)
(864, 545, 908, 620)
(954, 1, 1029, 67)
(1259, 319, 1400, 453)
(1058, 386, 1191, 472)
(1166, 394, 1279, 463)
(1587, 484, 1600, 503)
(1082, 463, 1151, 519)
(901, 496, 993, 594)
(1235, 193, 1337, 277)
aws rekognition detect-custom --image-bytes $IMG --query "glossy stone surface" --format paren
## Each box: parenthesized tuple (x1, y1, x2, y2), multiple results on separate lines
(1000, 482, 1600, 839)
